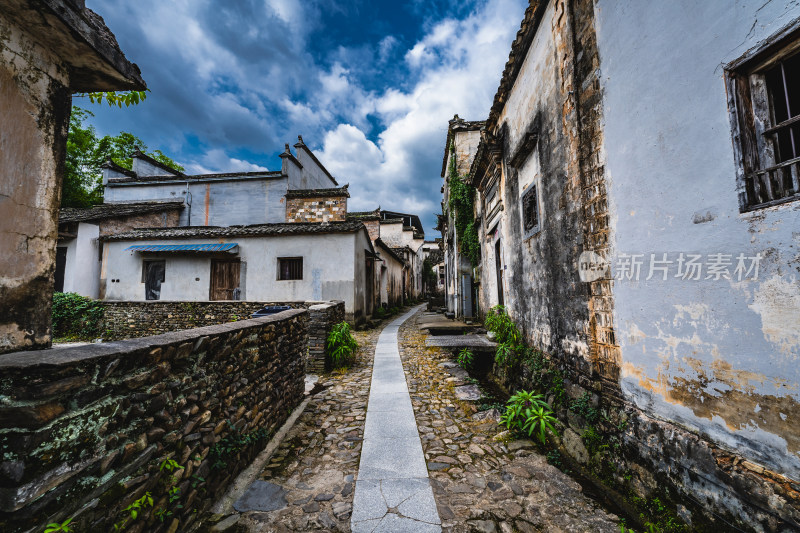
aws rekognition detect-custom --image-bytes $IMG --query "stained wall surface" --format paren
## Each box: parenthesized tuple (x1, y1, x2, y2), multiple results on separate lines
(596, 0, 800, 479)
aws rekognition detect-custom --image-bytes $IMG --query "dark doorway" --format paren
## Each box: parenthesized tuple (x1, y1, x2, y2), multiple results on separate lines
(495, 239, 504, 306)
(210, 259, 241, 300)
(365, 256, 374, 316)
(54, 247, 67, 292)
(143, 260, 166, 300)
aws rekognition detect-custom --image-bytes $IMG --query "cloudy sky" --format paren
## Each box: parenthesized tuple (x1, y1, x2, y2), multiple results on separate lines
(84, 0, 526, 236)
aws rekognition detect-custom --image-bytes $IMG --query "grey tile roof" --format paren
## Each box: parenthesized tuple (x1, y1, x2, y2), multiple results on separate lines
(59, 201, 185, 224)
(102, 221, 366, 241)
(107, 170, 283, 184)
(285, 185, 350, 199)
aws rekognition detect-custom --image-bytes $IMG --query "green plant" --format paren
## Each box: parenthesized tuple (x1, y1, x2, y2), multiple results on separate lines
(159, 458, 182, 473)
(447, 144, 481, 266)
(326, 321, 359, 368)
(374, 307, 387, 319)
(456, 348, 474, 369)
(570, 392, 600, 424)
(52, 292, 105, 340)
(494, 341, 517, 367)
(210, 423, 273, 470)
(44, 518, 73, 533)
(113, 491, 153, 531)
(500, 390, 557, 443)
(389, 306, 399, 315)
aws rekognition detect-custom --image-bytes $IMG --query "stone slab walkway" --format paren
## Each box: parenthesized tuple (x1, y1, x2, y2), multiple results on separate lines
(351, 305, 442, 533)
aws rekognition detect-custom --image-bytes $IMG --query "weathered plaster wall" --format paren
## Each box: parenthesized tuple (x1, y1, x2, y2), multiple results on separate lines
(0, 310, 307, 532)
(62, 223, 100, 298)
(490, 0, 596, 372)
(595, 0, 800, 481)
(98, 209, 182, 237)
(286, 195, 347, 223)
(105, 177, 287, 226)
(291, 145, 338, 189)
(0, 12, 71, 354)
(102, 233, 364, 317)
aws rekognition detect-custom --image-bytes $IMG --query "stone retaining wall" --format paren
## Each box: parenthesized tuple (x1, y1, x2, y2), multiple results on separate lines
(102, 301, 315, 340)
(102, 300, 346, 373)
(306, 301, 346, 374)
(0, 309, 307, 533)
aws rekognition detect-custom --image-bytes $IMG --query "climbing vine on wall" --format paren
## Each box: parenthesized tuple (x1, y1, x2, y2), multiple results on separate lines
(447, 143, 481, 267)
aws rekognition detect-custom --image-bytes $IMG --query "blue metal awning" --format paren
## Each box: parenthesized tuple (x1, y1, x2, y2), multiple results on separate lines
(124, 243, 239, 253)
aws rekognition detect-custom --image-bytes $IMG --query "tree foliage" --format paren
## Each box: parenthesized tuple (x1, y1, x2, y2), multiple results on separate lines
(62, 106, 184, 208)
(77, 90, 149, 108)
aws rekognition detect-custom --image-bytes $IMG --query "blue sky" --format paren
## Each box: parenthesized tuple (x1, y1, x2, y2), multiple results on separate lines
(84, 0, 527, 236)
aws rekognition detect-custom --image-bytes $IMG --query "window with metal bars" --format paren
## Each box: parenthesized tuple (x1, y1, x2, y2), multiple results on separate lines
(726, 27, 800, 211)
(522, 185, 539, 234)
(278, 257, 303, 280)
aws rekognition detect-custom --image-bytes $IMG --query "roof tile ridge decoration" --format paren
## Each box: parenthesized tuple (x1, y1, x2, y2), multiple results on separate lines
(100, 159, 136, 178)
(347, 207, 381, 220)
(440, 114, 487, 178)
(486, 0, 547, 131)
(107, 170, 282, 184)
(279, 143, 303, 169)
(132, 148, 185, 177)
(380, 218, 404, 224)
(292, 135, 339, 186)
(285, 184, 350, 199)
(100, 220, 366, 241)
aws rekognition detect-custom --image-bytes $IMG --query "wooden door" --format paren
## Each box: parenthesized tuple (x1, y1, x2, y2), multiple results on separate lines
(210, 259, 240, 300)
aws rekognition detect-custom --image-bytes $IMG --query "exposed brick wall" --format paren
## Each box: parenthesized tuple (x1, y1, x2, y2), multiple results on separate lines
(98, 210, 182, 237)
(286, 196, 347, 223)
(0, 310, 307, 533)
(362, 219, 381, 242)
(306, 301, 346, 374)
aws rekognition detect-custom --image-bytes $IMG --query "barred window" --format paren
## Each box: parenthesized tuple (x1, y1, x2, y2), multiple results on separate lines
(522, 185, 539, 234)
(278, 257, 303, 280)
(726, 24, 800, 211)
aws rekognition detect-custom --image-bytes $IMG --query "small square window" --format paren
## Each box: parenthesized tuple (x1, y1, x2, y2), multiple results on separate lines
(278, 257, 303, 280)
(522, 185, 539, 235)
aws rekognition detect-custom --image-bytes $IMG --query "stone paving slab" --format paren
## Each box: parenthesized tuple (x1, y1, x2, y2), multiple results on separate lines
(425, 334, 498, 349)
(352, 305, 442, 532)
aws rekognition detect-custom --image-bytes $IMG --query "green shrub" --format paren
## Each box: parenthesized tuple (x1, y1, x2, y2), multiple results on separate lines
(326, 321, 359, 368)
(374, 307, 387, 319)
(456, 348, 474, 369)
(500, 390, 558, 444)
(389, 306, 399, 315)
(485, 305, 523, 368)
(52, 292, 104, 340)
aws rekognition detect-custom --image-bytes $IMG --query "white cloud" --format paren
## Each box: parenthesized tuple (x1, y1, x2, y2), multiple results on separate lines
(186, 148, 269, 174)
(318, 0, 525, 232)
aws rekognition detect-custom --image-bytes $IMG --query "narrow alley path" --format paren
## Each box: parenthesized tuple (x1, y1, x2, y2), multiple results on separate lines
(224, 307, 622, 532)
(350, 305, 441, 532)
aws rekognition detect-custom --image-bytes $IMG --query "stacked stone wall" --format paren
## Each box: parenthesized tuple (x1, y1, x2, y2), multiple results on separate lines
(285, 196, 347, 223)
(0, 310, 307, 533)
(102, 301, 315, 340)
(306, 301, 346, 374)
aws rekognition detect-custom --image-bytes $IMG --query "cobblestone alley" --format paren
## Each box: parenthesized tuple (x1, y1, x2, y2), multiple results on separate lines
(213, 307, 621, 532)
